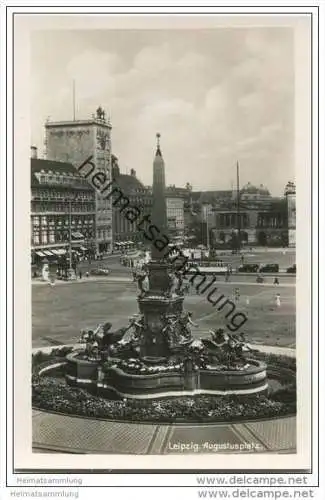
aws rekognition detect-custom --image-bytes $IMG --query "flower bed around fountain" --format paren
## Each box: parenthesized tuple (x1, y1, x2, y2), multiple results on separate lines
(32, 346, 296, 423)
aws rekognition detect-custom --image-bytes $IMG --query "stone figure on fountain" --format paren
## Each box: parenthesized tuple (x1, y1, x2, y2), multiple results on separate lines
(80, 330, 95, 358)
(127, 315, 145, 342)
(179, 311, 197, 343)
(166, 272, 178, 298)
(137, 270, 149, 298)
(201, 328, 248, 367)
(175, 271, 184, 295)
(162, 315, 178, 348)
(209, 328, 230, 348)
(88, 340, 100, 361)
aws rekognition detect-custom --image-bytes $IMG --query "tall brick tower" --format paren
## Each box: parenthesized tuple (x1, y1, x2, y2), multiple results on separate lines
(45, 107, 113, 253)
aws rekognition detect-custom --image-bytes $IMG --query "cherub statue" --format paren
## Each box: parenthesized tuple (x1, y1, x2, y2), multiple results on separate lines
(167, 272, 178, 297)
(89, 340, 99, 360)
(175, 271, 184, 295)
(79, 329, 89, 343)
(85, 330, 95, 357)
(209, 328, 230, 348)
(231, 333, 255, 354)
(126, 315, 145, 341)
(97, 322, 113, 348)
(93, 323, 104, 341)
(179, 311, 197, 342)
(137, 270, 149, 297)
(162, 315, 178, 347)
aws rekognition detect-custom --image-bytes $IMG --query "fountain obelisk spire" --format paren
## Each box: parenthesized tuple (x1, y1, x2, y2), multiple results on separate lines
(136, 133, 185, 359)
(151, 132, 168, 260)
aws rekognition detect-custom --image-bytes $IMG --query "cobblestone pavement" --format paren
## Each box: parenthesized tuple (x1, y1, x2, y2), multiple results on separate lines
(32, 411, 296, 455)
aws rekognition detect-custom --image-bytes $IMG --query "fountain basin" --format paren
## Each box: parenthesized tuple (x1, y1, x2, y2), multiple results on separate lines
(65, 351, 268, 399)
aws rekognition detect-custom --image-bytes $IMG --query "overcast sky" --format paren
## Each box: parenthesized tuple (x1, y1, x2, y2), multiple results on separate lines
(31, 27, 294, 196)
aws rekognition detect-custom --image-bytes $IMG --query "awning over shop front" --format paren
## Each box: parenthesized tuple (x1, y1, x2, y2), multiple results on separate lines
(51, 248, 67, 255)
(35, 251, 46, 257)
(43, 250, 54, 257)
(71, 231, 84, 240)
(118, 241, 133, 246)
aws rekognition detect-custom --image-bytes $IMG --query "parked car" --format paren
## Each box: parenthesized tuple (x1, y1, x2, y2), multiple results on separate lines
(238, 264, 260, 273)
(90, 268, 111, 276)
(286, 264, 296, 274)
(259, 263, 279, 273)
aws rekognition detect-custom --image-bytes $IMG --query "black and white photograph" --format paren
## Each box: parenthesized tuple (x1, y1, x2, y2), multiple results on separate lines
(5, 8, 321, 484)
(29, 19, 300, 457)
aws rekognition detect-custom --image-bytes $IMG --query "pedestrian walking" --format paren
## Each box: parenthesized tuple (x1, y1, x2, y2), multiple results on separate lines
(274, 277, 279, 285)
(79, 270, 82, 279)
(275, 293, 281, 307)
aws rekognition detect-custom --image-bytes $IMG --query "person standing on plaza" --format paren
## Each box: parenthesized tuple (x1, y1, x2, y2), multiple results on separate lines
(275, 293, 281, 307)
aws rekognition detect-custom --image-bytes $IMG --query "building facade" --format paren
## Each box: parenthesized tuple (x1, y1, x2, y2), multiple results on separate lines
(112, 160, 152, 246)
(45, 107, 113, 252)
(165, 186, 186, 237)
(31, 151, 96, 260)
(188, 182, 295, 247)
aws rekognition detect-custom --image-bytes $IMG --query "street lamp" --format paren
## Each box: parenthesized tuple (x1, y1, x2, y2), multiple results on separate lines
(236, 161, 241, 253)
(203, 204, 210, 252)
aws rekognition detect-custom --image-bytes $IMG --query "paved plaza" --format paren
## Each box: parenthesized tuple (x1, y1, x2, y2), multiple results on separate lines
(32, 276, 295, 349)
(32, 254, 296, 455)
(32, 410, 296, 454)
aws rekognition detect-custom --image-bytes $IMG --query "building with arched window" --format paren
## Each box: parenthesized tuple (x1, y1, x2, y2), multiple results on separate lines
(187, 182, 295, 248)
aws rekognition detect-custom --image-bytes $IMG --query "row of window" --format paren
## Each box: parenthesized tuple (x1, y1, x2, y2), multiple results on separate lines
(216, 215, 284, 229)
(32, 189, 93, 201)
(36, 174, 90, 187)
(32, 203, 95, 213)
(257, 218, 284, 228)
(216, 214, 250, 228)
(32, 229, 95, 245)
(97, 229, 111, 241)
(32, 216, 94, 226)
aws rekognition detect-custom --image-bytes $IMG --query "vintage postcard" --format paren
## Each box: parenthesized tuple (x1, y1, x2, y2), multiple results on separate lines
(5, 7, 321, 485)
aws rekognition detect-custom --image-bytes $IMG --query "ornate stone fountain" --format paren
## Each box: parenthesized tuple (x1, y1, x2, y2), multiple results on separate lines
(65, 135, 267, 398)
